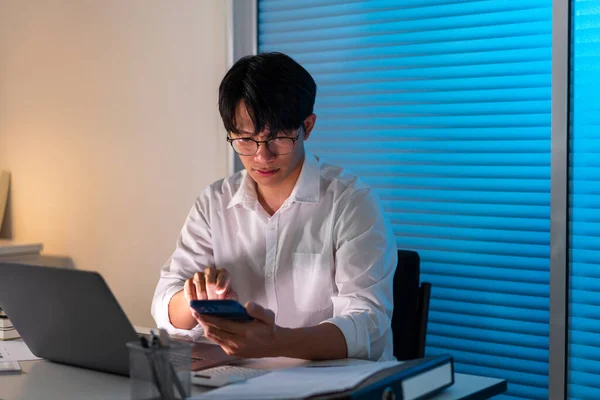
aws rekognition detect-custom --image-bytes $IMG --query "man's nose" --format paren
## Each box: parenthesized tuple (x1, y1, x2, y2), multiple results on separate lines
(254, 141, 276, 162)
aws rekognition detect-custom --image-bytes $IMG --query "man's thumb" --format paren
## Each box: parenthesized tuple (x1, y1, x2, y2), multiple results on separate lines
(246, 302, 274, 324)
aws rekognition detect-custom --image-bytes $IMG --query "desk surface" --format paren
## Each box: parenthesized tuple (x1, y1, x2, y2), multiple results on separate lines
(1, 358, 506, 400)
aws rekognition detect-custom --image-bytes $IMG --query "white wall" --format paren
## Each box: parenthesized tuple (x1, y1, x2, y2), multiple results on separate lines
(0, 1, 230, 327)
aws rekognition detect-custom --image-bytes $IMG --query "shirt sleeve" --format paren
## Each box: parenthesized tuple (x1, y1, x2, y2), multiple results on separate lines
(322, 187, 397, 361)
(150, 189, 213, 341)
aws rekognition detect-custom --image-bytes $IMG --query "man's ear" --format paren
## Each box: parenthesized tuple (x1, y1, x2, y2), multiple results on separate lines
(302, 114, 317, 140)
(303, 114, 317, 140)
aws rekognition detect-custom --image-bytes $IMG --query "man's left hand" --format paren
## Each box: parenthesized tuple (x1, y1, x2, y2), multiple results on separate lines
(193, 302, 280, 358)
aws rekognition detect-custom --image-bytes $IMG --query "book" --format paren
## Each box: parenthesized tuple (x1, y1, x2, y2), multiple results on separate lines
(0, 241, 43, 257)
(0, 317, 13, 329)
(0, 327, 20, 341)
(0, 361, 22, 374)
(320, 354, 455, 400)
(0, 307, 19, 339)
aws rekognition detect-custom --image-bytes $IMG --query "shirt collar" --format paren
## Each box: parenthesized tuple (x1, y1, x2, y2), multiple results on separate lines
(289, 150, 320, 204)
(227, 150, 321, 209)
(227, 171, 258, 209)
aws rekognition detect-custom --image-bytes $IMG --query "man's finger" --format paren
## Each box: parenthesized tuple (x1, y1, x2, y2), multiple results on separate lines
(197, 315, 245, 335)
(200, 323, 237, 350)
(215, 269, 230, 295)
(204, 266, 217, 285)
(225, 291, 239, 301)
(204, 267, 219, 299)
(245, 302, 275, 325)
(193, 272, 208, 300)
(184, 279, 197, 301)
(192, 310, 239, 334)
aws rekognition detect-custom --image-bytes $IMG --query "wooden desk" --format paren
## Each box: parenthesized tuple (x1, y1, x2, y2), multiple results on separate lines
(1, 358, 506, 400)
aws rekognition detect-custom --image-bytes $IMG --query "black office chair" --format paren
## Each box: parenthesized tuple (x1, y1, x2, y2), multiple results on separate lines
(391, 250, 432, 361)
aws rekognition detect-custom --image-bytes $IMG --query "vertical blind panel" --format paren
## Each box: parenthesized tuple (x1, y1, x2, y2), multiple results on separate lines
(569, 0, 600, 398)
(258, 1, 551, 398)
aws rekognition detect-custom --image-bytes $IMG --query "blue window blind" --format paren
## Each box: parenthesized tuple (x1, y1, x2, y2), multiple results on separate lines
(568, 1, 600, 399)
(258, 1, 551, 398)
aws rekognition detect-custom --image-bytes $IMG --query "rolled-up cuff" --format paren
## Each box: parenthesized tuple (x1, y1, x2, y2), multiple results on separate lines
(157, 286, 205, 341)
(321, 315, 369, 360)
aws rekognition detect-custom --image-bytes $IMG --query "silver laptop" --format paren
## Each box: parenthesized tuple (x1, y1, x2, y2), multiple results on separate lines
(0, 262, 238, 376)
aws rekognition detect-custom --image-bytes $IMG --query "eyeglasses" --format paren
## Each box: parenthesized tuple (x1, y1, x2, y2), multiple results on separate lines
(227, 125, 303, 156)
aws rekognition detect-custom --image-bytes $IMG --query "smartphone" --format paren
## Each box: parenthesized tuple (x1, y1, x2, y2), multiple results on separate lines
(190, 299, 254, 322)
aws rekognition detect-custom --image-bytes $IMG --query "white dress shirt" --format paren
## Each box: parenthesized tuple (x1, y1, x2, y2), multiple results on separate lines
(151, 151, 398, 361)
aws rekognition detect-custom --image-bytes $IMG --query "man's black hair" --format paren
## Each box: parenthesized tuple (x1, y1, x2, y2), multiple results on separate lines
(218, 52, 317, 137)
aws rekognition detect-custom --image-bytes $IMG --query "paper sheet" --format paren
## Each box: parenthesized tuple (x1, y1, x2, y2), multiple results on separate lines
(0, 340, 41, 362)
(190, 361, 400, 400)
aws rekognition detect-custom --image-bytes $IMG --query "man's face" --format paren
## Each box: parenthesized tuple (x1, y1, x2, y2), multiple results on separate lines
(229, 101, 314, 191)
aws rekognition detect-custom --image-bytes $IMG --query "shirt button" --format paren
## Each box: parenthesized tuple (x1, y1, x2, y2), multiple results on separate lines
(266, 271, 273, 277)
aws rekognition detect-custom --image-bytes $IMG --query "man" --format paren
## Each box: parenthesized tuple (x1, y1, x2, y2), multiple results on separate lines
(151, 52, 397, 361)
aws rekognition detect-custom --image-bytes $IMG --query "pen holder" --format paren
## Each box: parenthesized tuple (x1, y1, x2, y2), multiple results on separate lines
(127, 340, 192, 400)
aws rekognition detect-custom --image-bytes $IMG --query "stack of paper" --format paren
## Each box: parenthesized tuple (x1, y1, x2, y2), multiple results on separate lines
(0, 308, 20, 341)
(0, 339, 40, 361)
(0, 241, 44, 257)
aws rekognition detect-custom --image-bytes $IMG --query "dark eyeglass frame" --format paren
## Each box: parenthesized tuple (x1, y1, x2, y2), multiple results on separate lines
(227, 125, 304, 156)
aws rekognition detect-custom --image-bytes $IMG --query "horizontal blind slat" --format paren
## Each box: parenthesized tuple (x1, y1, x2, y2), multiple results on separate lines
(428, 322, 548, 348)
(431, 300, 548, 323)
(383, 201, 549, 219)
(262, 26, 551, 54)
(328, 153, 549, 166)
(260, 0, 480, 17)
(315, 101, 551, 116)
(389, 213, 549, 231)
(260, 3, 549, 33)
(427, 335, 548, 362)
(426, 345, 548, 375)
(423, 274, 548, 297)
(318, 75, 550, 91)
(261, 19, 550, 48)
(316, 88, 550, 104)
(288, 48, 551, 69)
(425, 262, 549, 283)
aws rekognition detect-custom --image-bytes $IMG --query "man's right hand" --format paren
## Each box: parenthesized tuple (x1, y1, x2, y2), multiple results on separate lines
(183, 267, 238, 302)
(169, 267, 238, 330)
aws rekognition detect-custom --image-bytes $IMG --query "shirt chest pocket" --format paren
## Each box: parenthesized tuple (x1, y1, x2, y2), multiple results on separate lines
(291, 253, 334, 312)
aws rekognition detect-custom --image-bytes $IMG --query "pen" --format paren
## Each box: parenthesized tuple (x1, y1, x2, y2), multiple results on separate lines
(154, 329, 187, 399)
(150, 330, 161, 349)
(159, 328, 170, 348)
(140, 336, 164, 397)
(149, 328, 188, 399)
(169, 359, 188, 399)
(152, 331, 175, 399)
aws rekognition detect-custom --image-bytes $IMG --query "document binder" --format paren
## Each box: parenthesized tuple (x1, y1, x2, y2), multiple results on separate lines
(310, 354, 454, 400)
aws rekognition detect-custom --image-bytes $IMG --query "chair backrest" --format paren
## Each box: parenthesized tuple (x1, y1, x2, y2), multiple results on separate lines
(391, 250, 431, 360)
